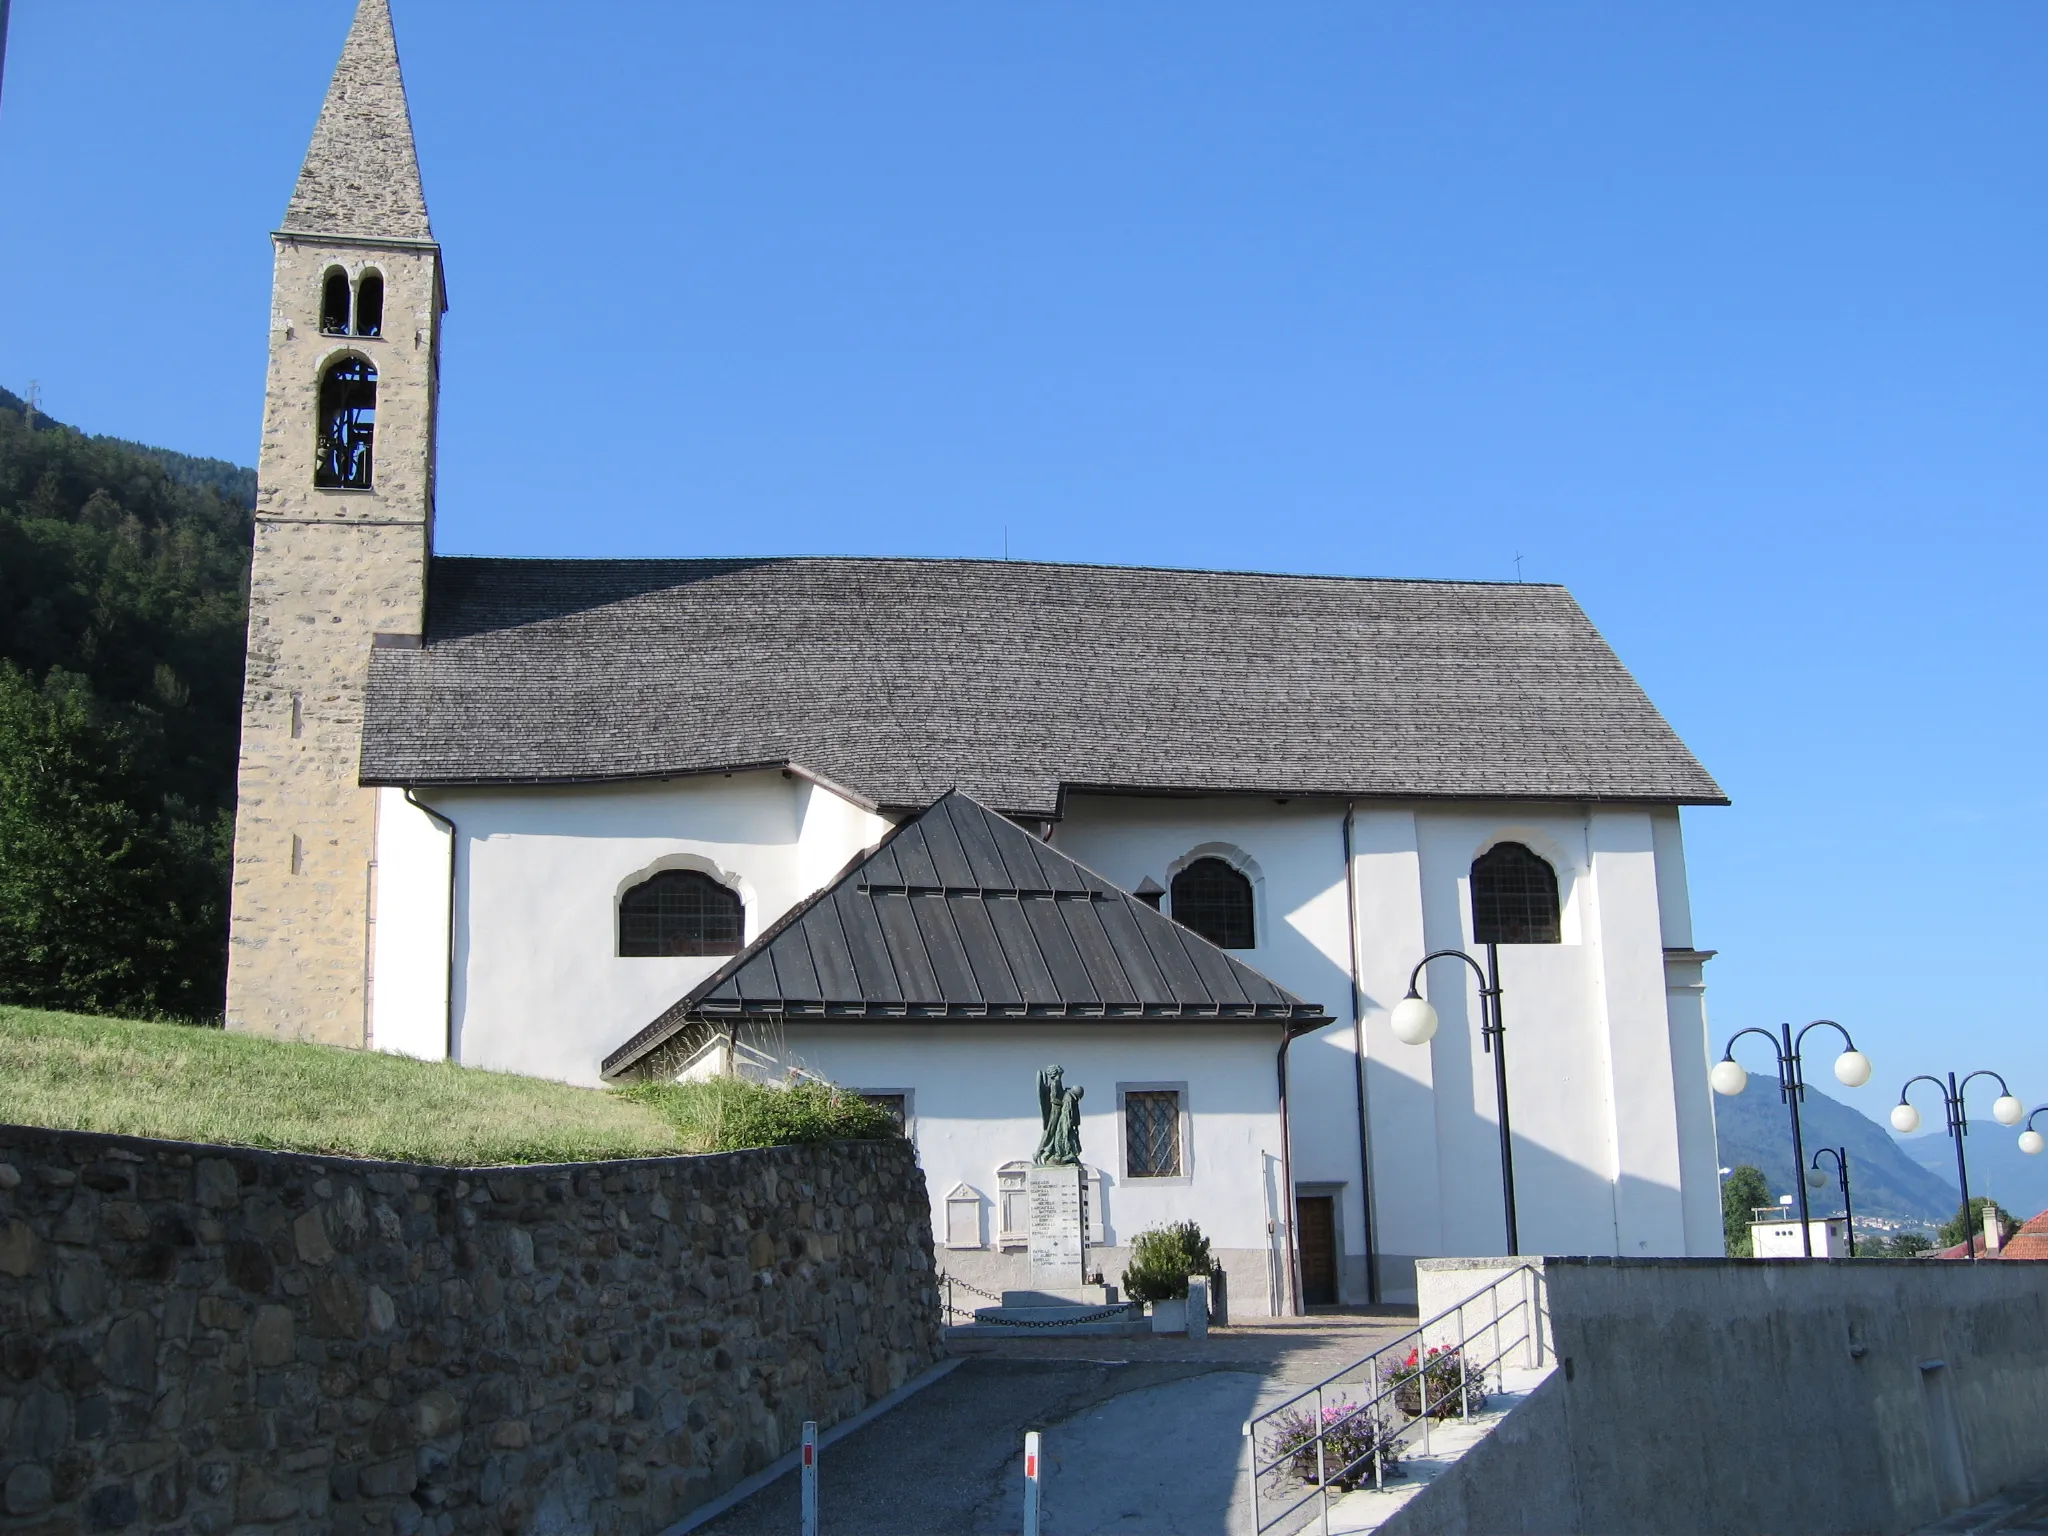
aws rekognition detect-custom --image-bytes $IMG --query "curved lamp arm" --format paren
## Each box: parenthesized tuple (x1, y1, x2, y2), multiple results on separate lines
(1810, 1147, 1847, 1175)
(1957, 1070, 2024, 1129)
(1794, 1019, 1859, 1057)
(1957, 1069, 2013, 1103)
(1897, 1074, 1948, 1109)
(1710, 1027, 1789, 1099)
(1718, 1026, 1789, 1073)
(1891, 1074, 1951, 1136)
(1403, 948, 1489, 999)
(2025, 1106, 2048, 1134)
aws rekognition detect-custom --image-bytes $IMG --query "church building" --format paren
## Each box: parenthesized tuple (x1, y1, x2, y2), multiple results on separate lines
(228, 0, 1730, 1311)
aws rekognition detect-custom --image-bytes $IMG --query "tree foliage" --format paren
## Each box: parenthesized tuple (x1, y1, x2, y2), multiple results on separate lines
(0, 388, 252, 1019)
(1939, 1196, 2015, 1251)
(1721, 1164, 1770, 1257)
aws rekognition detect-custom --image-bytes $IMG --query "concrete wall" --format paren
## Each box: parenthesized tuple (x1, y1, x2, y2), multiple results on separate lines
(1385, 1257, 2048, 1536)
(780, 1022, 1289, 1316)
(0, 1124, 941, 1534)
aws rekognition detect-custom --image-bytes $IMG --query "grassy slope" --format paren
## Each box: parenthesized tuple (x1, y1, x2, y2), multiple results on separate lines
(0, 1005, 681, 1166)
(0, 1007, 900, 1167)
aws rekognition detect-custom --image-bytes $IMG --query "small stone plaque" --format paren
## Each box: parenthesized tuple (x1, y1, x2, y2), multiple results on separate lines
(1027, 1165, 1086, 1288)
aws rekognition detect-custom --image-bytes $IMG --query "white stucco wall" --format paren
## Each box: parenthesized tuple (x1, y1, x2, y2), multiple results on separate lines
(368, 771, 890, 1086)
(1054, 793, 1721, 1302)
(780, 1022, 1289, 1312)
(366, 772, 1719, 1302)
(369, 787, 452, 1060)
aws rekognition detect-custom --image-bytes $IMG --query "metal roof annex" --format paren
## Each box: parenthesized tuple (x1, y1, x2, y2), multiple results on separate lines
(601, 789, 1331, 1078)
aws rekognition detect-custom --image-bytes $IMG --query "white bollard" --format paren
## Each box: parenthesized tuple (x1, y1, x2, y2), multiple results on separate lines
(1187, 1276, 1209, 1342)
(801, 1420, 818, 1536)
(1023, 1430, 1042, 1536)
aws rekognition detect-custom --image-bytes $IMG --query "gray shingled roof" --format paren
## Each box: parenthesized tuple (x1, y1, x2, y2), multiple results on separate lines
(361, 555, 1724, 814)
(602, 790, 1330, 1078)
(281, 0, 433, 242)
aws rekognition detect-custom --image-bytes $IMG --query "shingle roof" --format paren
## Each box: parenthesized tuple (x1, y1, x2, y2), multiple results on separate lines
(281, 0, 433, 242)
(361, 556, 1725, 815)
(601, 790, 1331, 1078)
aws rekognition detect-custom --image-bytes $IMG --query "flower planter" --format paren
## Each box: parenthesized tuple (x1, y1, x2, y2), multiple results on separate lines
(1149, 1298, 1188, 1334)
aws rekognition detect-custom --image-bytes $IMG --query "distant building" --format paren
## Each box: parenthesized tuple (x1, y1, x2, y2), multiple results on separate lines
(1749, 1209, 1851, 1259)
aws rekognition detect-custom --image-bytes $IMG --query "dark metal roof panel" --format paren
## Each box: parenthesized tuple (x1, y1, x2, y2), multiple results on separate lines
(601, 789, 1331, 1076)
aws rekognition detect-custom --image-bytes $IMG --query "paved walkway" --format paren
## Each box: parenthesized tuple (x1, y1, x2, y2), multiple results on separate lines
(692, 1313, 1414, 1536)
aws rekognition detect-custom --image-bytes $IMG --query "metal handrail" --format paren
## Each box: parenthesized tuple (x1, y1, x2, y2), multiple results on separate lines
(1241, 1264, 1549, 1535)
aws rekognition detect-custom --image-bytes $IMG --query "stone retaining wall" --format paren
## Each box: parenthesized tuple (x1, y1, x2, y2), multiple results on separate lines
(0, 1124, 942, 1535)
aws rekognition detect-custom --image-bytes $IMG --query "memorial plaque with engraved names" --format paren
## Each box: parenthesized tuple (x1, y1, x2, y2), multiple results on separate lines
(1026, 1164, 1086, 1287)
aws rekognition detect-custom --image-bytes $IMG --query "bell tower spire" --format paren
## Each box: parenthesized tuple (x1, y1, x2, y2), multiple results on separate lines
(283, 0, 432, 243)
(227, 0, 445, 1044)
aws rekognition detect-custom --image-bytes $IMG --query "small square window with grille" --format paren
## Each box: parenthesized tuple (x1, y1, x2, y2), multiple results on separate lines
(1125, 1090, 1182, 1178)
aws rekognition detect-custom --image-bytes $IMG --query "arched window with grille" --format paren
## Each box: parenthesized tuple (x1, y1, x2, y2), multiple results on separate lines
(1170, 856, 1254, 949)
(313, 357, 377, 489)
(1470, 842, 1561, 944)
(354, 271, 384, 337)
(320, 269, 351, 334)
(619, 870, 744, 957)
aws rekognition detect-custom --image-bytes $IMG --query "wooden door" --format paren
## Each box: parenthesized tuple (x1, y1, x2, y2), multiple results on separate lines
(1297, 1195, 1338, 1307)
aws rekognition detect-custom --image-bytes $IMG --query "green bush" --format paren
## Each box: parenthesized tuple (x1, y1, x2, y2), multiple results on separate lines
(616, 1076, 901, 1153)
(1121, 1220, 1214, 1302)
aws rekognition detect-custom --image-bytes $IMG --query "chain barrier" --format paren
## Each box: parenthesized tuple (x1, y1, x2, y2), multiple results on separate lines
(940, 1271, 1141, 1329)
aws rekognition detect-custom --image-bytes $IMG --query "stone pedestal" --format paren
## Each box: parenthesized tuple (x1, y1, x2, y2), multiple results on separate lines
(1027, 1164, 1086, 1290)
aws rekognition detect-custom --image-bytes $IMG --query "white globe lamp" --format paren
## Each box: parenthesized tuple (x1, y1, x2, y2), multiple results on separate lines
(1805, 1166, 1828, 1189)
(2021, 1129, 2046, 1157)
(1709, 1058, 1748, 1097)
(1993, 1094, 2025, 1127)
(1891, 1102, 1922, 1135)
(1390, 995, 1439, 1046)
(1833, 1050, 1872, 1089)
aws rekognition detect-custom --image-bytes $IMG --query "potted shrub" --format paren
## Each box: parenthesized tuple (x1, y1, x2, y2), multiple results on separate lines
(1379, 1345, 1488, 1421)
(1262, 1401, 1401, 1489)
(1122, 1222, 1214, 1333)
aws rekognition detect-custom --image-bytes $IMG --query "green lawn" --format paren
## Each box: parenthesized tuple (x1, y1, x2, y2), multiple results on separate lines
(0, 1006, 894, 1166)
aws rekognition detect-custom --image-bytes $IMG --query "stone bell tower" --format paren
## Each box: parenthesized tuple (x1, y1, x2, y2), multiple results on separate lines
(226, 0, 443, 1042)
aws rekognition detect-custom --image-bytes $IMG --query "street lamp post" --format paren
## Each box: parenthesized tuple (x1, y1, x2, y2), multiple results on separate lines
(1891, 1072, 2024, 1261)
(1806, 1148, 1855, 1257)
(1710, 1022, 1872, 1258)
(1389, 945, 1517, 1255)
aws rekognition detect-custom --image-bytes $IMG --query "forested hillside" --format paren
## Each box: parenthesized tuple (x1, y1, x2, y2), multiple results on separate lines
(1713, 1075, 1958, 1223)
(0, 385, 254, 1020)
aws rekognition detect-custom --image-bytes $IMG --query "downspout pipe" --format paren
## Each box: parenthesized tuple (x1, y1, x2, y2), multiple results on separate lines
(1276, 1017, 1325, 1317)
(402, 788, 459, 1061)
(1343, 802, 1381, 1304)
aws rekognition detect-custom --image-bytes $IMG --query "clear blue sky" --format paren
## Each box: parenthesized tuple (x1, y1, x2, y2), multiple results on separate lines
(3, 3, 2045, 1127)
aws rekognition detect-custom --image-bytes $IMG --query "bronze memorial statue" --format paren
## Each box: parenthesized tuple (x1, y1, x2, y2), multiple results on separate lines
(1034, 1065, 1085, 1166)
